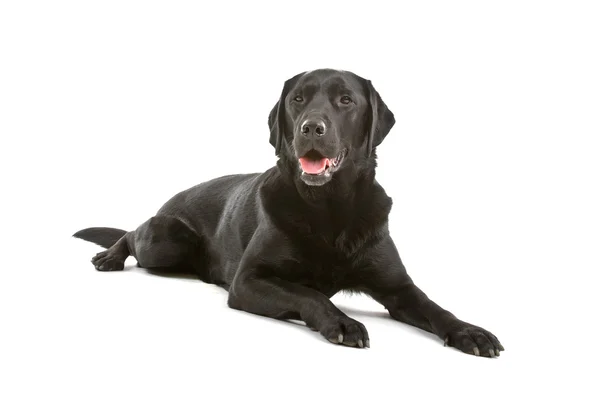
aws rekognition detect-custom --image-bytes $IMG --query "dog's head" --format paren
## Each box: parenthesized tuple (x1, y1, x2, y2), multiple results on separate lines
(268, 69, 395, 187)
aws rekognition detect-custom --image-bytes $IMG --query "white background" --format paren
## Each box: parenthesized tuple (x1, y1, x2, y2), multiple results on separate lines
(1, 1, 599, 399)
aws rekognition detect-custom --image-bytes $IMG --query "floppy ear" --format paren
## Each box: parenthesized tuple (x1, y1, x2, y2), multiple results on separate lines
(268, 91, 285, 156)
(268, 73, 303, 156)
(366, 80, 396, 156)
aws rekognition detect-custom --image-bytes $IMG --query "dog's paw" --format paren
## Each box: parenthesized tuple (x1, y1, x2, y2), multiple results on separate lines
(91, 251, 125, 272)
(444, 323, 504, 357)
(319, 316, 369, 348)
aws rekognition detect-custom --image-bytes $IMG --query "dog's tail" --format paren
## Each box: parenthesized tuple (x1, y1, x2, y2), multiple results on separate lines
(73, 227, 128, 249)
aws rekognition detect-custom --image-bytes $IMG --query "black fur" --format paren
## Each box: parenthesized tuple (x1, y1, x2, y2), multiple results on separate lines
(74, 69, 503, 356)
(73, 227, 127, 249)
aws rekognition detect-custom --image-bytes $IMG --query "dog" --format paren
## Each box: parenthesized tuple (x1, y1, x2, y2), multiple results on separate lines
(74, 69, 504, 356)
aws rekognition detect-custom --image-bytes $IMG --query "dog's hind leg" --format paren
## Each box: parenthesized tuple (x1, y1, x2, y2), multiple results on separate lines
(77, 215, 205, 274)
(131, 215, 203, 274)
(90, 233, 132, 271)
(92, 215, 203, 273)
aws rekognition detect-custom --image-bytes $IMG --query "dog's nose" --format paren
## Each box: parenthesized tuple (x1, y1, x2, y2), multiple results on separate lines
(301, 119, 327, 137)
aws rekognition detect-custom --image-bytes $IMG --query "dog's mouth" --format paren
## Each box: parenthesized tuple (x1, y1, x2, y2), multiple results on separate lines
(298, 149, 347, 177)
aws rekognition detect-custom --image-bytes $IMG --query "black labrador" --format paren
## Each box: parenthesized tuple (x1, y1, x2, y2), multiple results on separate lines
(74, 69, 503, 357)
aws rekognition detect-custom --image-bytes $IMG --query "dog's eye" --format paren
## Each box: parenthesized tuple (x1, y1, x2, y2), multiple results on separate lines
(293, 95, 303, 102)
(340, 95, 353, 104)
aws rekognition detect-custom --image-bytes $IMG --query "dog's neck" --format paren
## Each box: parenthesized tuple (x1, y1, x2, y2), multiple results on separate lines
(266, 151, 392, 249)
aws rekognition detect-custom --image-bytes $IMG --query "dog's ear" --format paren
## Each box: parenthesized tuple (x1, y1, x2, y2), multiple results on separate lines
(268, 73, 303, 156)
(268, 94, 285, 156)
(366, 80, 395, 156)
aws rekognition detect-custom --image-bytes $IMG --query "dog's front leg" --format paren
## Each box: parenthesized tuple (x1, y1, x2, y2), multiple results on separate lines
(226, 225, 368, 348)
(228, 273, 369, 348)
(374, 282, 504, 357)
(363, 236, 504, 357)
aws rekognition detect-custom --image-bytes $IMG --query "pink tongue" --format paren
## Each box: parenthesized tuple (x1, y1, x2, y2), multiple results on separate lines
(299, 157, 328, 174)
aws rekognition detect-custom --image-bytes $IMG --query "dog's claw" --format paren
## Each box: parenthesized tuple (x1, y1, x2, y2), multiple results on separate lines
(321, 316, 368, 348)
(365, 339, 370, 348)
(444, 337, 449, 347)
(91, 250, 125, 271)
(445, 324, 503, 357)
(495, 349, 500, 356)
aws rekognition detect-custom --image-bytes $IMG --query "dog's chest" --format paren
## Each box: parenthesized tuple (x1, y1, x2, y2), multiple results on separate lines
(263, 179, 393, 256)
(286, 256, 356, 295)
